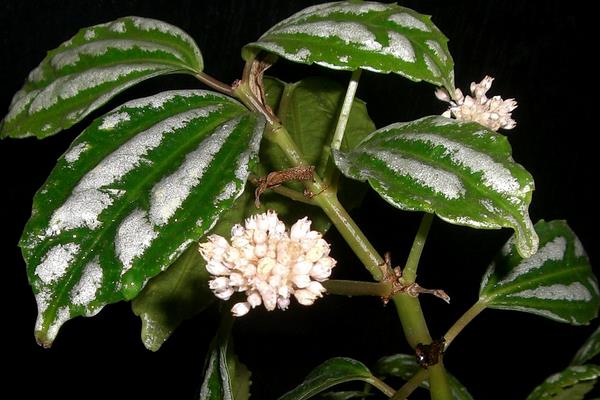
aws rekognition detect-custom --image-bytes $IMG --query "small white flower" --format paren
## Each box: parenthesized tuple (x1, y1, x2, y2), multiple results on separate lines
(199, 211, 336, 316)
(435, 76, 517, 131)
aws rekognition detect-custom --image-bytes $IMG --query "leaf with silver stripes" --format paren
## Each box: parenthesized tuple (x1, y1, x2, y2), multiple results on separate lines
(243, 1, 454, 91)
(1, 16, 203, 139)
(479, 220, 599, 325)
(526, 364, 600, 400)
(20, 90, 265, 347)
(572, 325, 600, 365)
(333, 115, 538, 258)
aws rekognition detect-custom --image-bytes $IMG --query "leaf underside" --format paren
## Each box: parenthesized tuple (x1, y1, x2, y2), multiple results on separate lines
(244, 0, 454, 91)
(480, 220, 600, 325)
(333, 115, 538, 257)
(375, 354, 473, 400)
(1, 16, 203, 139)
(21, 89, 264, 347)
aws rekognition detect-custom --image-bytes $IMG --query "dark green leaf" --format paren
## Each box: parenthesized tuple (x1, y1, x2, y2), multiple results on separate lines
(2, 16, 203, 139)
(526, 365, 600, 400)
(200, 318, 251, 400)
(480, 220, 600, 325)
(318, 391, 370, 400)
(333, 115, 538, 257)
(573, 326, 600, 365)
(244, 1, 454, 91)
(375, 354, 473, 400)
(132, 190, 254, 351)
(21, 90, 265, 347)
(261, 76, 374, 232)
(279, 358, 386, 400)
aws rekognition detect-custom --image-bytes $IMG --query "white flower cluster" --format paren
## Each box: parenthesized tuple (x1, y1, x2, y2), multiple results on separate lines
(435, 76, 517, 131)
(199, 211, 336, 317)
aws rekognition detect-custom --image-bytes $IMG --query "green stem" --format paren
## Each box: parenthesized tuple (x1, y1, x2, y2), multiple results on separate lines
(370, 376, 397, 398)
(195, 72, 234, 96)
(234, 82, 452, 400)
(402, 213, 434, 283)
(331, 69, 362, 152)
(443, 300, 487, 349)
(324, 279, 391, 297)
(392, 368, 429, 400)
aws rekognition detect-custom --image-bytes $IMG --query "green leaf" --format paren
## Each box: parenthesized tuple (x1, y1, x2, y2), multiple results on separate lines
(1, 16, 203, 139)
(244, 0, 454, 91)
(132, 190, 254, 351)
(279, 358, 386, 400)
(480, 220, 600, 325)
(131, 244, 213, 351)
(318, 391, 370, 400)
(21, 90, 265, 347)
(261, 76, 374, 232)
(375, 354, 473, 400)
(200, 318, 251, 400)
(526, 365, 600, 400)
(333, 115, 538, 257)
(573, 326, 600, 365)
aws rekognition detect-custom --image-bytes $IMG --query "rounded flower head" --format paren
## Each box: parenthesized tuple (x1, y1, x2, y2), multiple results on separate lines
(435, 75, 517, 131)
(199, 211, 336, 316)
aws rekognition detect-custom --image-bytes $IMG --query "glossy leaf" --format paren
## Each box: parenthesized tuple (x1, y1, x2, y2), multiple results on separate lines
(244, 1, 454, 91)
(279, 358, 386, 400)
(261, 76, 374, 232)
(572, 326, 600, 365)
(1, 16, 203, 139)
(200, 319, 251, 400)
(132, 190, 254, 351)
(480, 220, 600, 325)
(526, 365, 600, 400)
(375, 354, 473, 400)
(21, 90, 265, 347)
(333, 115, 538, 257)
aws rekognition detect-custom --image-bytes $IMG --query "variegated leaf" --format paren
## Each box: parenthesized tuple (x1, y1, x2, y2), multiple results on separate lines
(1, 16, 203, 139)
(200, 319, 251, 400)
(333, 115, 538, 257)
(480, 220, 599, 325)
(279, 358, 389, 400)
(526, 365, 600, 400)
(375, 354, 473, 400)
(20, 90, 265, 347)
(572, 326, 600, 365)
(243, 1, 454, 91)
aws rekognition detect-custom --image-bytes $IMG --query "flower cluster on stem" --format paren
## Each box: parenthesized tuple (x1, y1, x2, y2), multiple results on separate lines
(199, 211, 336, 316)
(436, 76, 517, 131)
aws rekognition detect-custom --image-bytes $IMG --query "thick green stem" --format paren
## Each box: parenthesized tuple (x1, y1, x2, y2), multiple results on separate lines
(392, 368, 429, 400)
(370, 376, 397, 398)
(402, 213, 434, 283)
(324, 279, 391, 297)
(443, 300, 487, 349)
(195, 72, 234, 96)
(234, 81, 451, 400)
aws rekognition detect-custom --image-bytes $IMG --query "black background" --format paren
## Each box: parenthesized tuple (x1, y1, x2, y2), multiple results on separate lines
(0, 1, 596, 399)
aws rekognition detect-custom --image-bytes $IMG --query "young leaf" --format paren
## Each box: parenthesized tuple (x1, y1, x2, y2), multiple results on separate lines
(526, 365, 600, 400)
(333, 115, 538, 257)
(572, 326, 600, 365)
(21, 90, 265, 347)
(279, 358, 389, 400)
(375, 354, 474, 400)
(260, 76, 374, 232)
(132, 190, 254, 351)
(479, 220, 600, 325)
(243, 1, 454, 91)
(131, 245, 214, 352)
(200, 318, 251, 400)
(1, 16, 203, 139)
